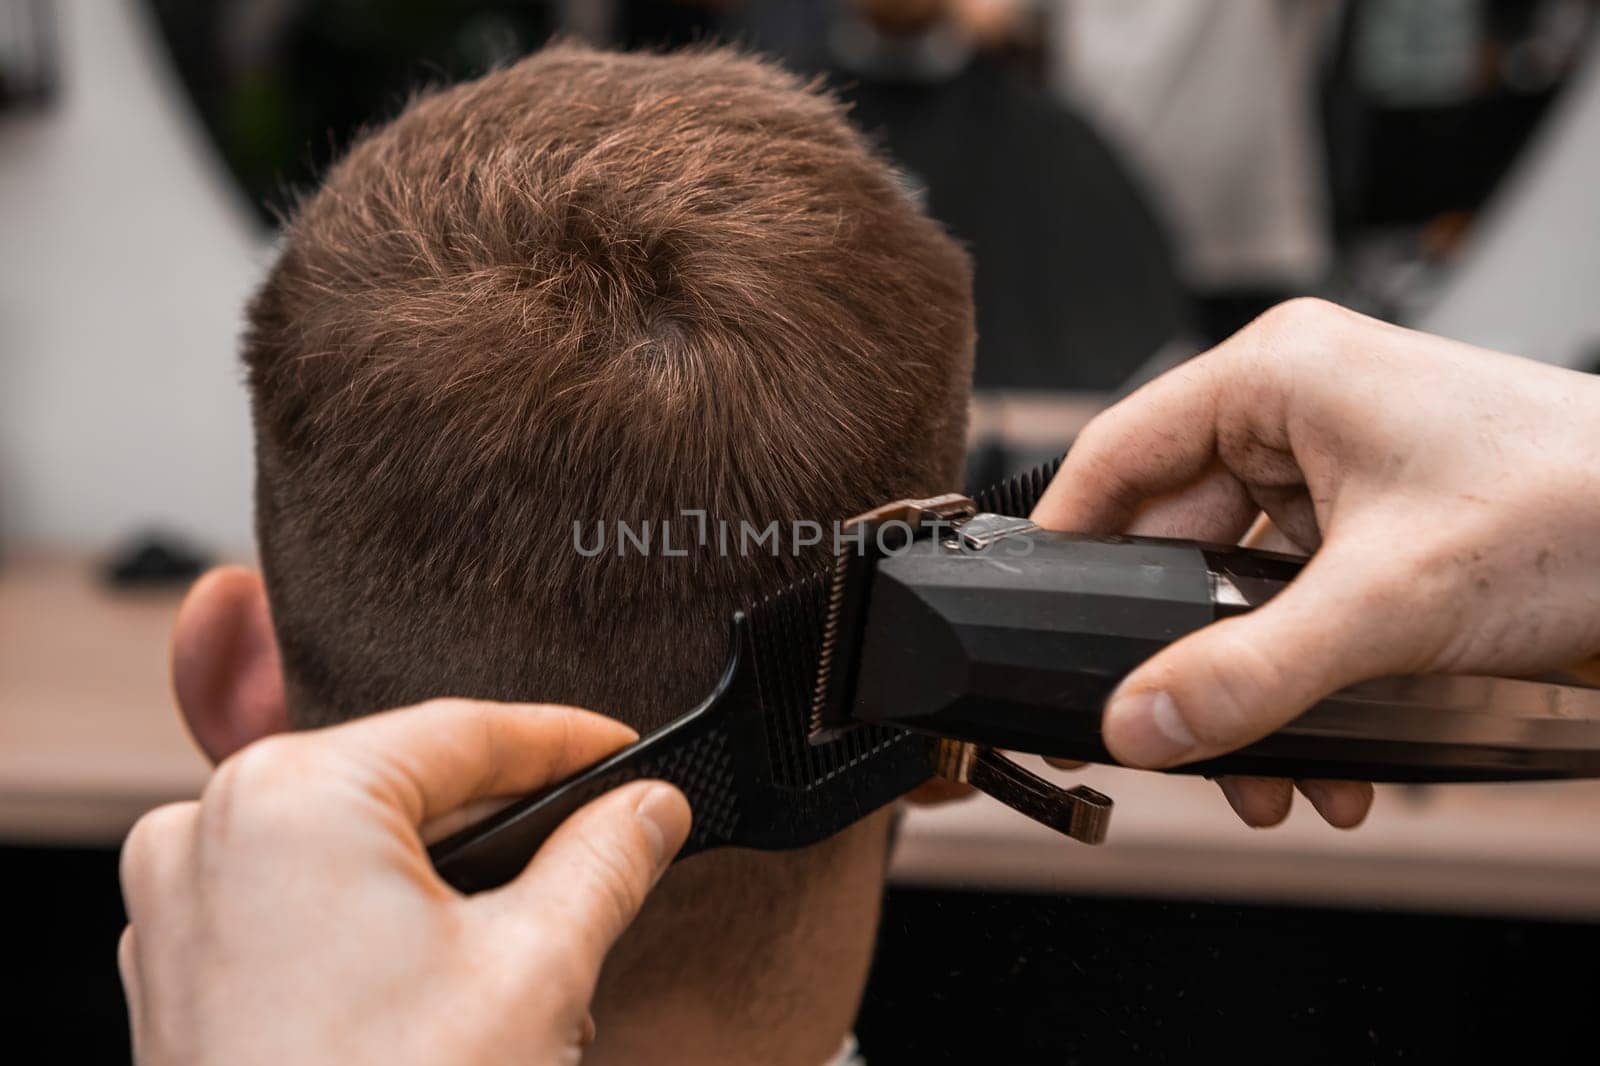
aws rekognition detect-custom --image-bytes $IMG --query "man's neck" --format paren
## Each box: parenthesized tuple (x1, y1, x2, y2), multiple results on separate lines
(584, 812, 894, 1066)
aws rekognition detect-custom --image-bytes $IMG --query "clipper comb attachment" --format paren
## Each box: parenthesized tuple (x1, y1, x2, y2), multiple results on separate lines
(933, 740, 1113, 845)
(971, 453, 1064, 515)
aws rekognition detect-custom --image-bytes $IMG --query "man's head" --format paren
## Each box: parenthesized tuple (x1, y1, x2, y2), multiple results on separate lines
(172, 42, 973, 1061)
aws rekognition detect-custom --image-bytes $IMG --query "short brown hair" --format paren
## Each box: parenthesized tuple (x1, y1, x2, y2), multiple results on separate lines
(244, 43, 973, 733)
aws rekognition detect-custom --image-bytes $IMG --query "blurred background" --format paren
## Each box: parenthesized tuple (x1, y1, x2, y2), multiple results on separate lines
(4, 1, 1600, 1061)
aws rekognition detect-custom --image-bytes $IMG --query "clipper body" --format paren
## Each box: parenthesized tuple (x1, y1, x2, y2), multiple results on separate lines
(851, 526, 1600, 782)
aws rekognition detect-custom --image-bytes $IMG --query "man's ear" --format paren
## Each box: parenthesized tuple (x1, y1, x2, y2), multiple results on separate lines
(171, 566, 290, 764)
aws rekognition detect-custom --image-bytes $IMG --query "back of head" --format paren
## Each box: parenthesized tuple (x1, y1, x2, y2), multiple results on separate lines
(247, 42, 972, 732)
(244, 42, 973, 1061)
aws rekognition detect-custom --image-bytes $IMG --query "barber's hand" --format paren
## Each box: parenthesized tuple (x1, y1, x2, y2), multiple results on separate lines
(119, 700, 690, 1065)
(1034, 299, 1600, 828)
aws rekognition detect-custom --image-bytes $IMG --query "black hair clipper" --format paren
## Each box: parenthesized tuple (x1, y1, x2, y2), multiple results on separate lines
(429, 461, 1600, 893)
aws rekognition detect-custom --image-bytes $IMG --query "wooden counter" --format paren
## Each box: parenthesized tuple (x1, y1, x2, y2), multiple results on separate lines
(895, 762, 1600, 920)
(0, 554, 208, 841)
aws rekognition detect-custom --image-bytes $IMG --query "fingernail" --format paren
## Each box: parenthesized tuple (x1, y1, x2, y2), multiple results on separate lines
(1106, 689, 1196, 766)
(635, 784, 689, 870)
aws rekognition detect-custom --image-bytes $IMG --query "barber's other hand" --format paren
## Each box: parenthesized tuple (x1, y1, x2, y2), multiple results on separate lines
(119, 700, 689, 1066)
(1034, 299, 1600, 827)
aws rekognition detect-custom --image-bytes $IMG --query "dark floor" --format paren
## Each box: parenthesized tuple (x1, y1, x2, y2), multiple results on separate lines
(858, 888, 1597, 1064)
(8, 843, 1596, 1063)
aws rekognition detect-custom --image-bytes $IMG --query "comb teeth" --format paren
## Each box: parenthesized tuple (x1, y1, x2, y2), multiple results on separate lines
(971, 454, 1064, 517)
(745, 575, 909, 788)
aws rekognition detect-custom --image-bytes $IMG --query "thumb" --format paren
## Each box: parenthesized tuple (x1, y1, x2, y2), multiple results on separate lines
(480, 780, 690, 986)
(1103, 552, 1410, 768)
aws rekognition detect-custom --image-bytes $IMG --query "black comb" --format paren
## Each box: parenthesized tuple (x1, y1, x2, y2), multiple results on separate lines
(427, 574, 929, 892)
(970, 453, 1062, 515)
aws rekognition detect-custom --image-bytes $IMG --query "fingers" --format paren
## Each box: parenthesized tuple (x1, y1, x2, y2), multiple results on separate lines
(1119, 463, 1258, 544)
(117, 926, 138, 992)
(313, 700, 639, 827)
(119, 802, 199, 1055)
(1102, 547, 1409, 768)
(1297, 779, 1375, 829)
(1032, 356, 1230, 535)
(1034, 300, 1363, 541)
(1214, 776, 1293, 827)
(120, 802, 198, 928)
(482, 780, 690, 989)
(118, 926, 144, 1047)
(1212, 776, 1374, 829)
